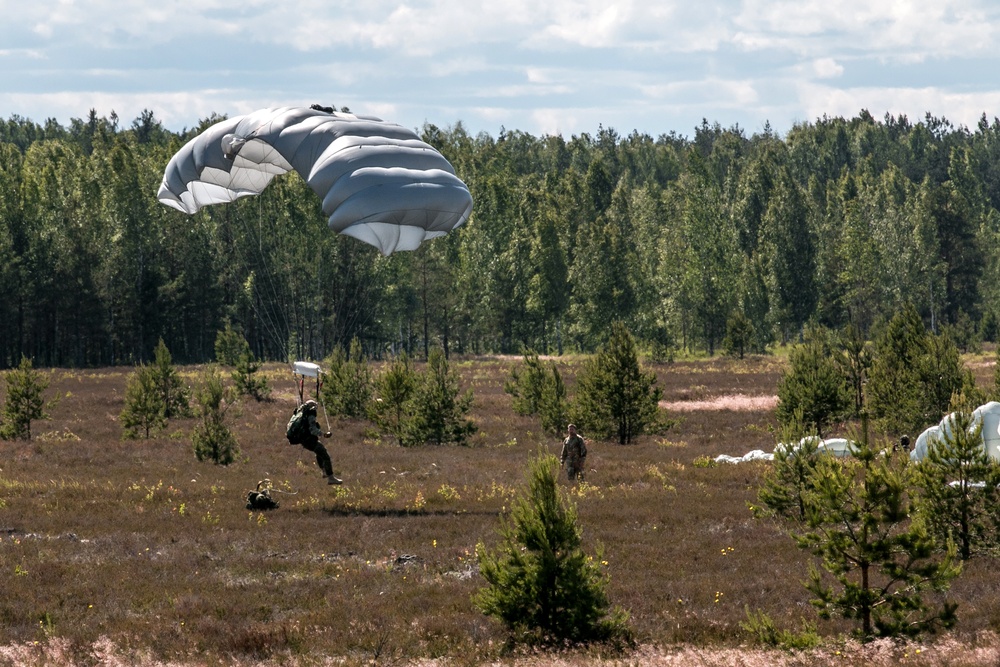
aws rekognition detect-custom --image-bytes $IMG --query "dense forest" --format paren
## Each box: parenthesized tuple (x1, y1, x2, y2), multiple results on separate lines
(2, 107, 1000, 368)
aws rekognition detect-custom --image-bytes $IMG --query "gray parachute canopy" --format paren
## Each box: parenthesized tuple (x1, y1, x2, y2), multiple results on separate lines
(157, 106, 473, 255)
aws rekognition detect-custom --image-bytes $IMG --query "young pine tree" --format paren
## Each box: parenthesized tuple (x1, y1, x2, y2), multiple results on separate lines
(775, 328, 850, 439)
(0, 356, 51, 441)
(120, 364, 167, 440)
(504, 348, 547, 416)
(835, 323, 871, 419)
(474, 451, 631, 645)
(573, 321, 660, 444)
(755, 413, 823, 522)
(406, 347, 475, 446)
(795, 423, 960, 639)
(913, 409, 1000, 560)
(214, 322, 250, 366)
(321, 338, 373, 419)
(538, 362, 569, 435)
(232, 349, 271, 401)
(151, 339, 191, 419)
(370, 352, 418, 445)
(723, 309, 755, 360)
(192, 366, 240, 465)
(866, 304, 971, 436)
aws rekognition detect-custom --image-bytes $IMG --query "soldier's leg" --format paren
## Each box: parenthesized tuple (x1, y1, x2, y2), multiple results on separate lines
(301, 438, 334, 476)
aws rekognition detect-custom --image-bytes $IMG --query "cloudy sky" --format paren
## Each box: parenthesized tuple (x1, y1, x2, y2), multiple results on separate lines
(3, 0, 1000, 139)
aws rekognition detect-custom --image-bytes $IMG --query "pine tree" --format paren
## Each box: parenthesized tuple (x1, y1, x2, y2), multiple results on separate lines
(756, 415, 823, 521)
(474, 451, 631, 645)
(538, 363, 569, 435)
(775, 327, 849, 438)
(150, 339, 190, 419)
(723, 309, 755, 359)
(0, 356, 51, 441)
(866, 304, 972, 436)
(795, 423, 960, 639)
(370, 352, 417, 445)
(573, 321, 661, 444)
(120, 364, 166, 440)
(913, 408, 1000, 560)
(504, 348, 547, 416)
(192, 366, 240, 465)
(406, 347, 475, 446)
(321, 338, 372, 419)
(214, 322, 250, 366)
(836, 323, 871, 418)
(232, 349, 271, 401)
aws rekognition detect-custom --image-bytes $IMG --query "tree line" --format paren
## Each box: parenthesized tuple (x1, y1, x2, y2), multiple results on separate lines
(3, 107, 1000, 367)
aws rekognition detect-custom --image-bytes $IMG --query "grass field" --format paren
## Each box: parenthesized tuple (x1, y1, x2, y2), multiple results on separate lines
(2, 354, 1000, 666)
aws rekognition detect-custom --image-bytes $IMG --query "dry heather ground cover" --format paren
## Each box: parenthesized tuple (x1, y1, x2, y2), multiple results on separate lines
(2, 355, 1000, 666)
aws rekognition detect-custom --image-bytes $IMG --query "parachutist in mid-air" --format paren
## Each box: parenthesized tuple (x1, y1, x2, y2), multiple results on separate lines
(286, 400, 342, 485)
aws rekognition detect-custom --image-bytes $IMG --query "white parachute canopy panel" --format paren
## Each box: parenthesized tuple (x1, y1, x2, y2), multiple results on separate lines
(911, 401, 1000, 462)
(292, 361, 322, 378)
(157, 106, 473, 255)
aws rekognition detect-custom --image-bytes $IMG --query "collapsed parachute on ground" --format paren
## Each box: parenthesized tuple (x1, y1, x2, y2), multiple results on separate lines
(911, 401, 1000, 462)
(714, 437, 857, 464)
(157, 106, 473, 255)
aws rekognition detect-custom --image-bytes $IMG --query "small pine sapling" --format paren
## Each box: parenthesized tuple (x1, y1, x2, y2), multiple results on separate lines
(192, 366, 240, 466)
(0, 356, 52, 441)
(120, 364, 166, 440)
(474, 451, 631, 645)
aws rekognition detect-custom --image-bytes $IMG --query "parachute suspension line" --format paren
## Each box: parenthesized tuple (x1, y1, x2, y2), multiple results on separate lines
(317, 374, 332, 432)
(228, 208, 289, 362)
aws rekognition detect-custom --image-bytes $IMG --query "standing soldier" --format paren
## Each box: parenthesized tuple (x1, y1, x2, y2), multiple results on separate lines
(560, 423, 587, 481)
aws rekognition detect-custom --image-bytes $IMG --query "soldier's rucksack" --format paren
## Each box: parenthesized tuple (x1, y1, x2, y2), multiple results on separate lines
(285, 404, 313, 444)
(245, 480, 280, 510)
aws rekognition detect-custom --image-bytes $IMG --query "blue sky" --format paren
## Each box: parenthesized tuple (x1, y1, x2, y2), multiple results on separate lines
(3, 0, 1000, 139)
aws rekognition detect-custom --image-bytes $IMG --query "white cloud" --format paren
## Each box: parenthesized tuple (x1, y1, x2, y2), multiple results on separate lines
(812, 57, 843, 79)
(3, 0, 1000, 138)
(798, 82, 1000, 128)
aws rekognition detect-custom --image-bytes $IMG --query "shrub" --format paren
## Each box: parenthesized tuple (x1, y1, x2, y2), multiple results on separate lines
(739, 607, 820, 650)
(474, 451, 631, 645)
(0, 356, 51, 441)
(120, 364, 166, 440)
(192, 366, 240, 465)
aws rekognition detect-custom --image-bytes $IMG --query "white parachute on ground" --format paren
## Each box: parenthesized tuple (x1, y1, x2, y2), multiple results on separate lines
(715, 437, 857, 464)
(157, 106, 473, 255)
(910, 401, 1000, 462)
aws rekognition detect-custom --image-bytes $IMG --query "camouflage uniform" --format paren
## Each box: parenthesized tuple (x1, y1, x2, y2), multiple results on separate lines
(560, 432, 587, 481)
(298, 405, 334, 477)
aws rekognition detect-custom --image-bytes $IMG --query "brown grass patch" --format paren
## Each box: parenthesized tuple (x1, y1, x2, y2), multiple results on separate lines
(661, 394, 779, 412)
